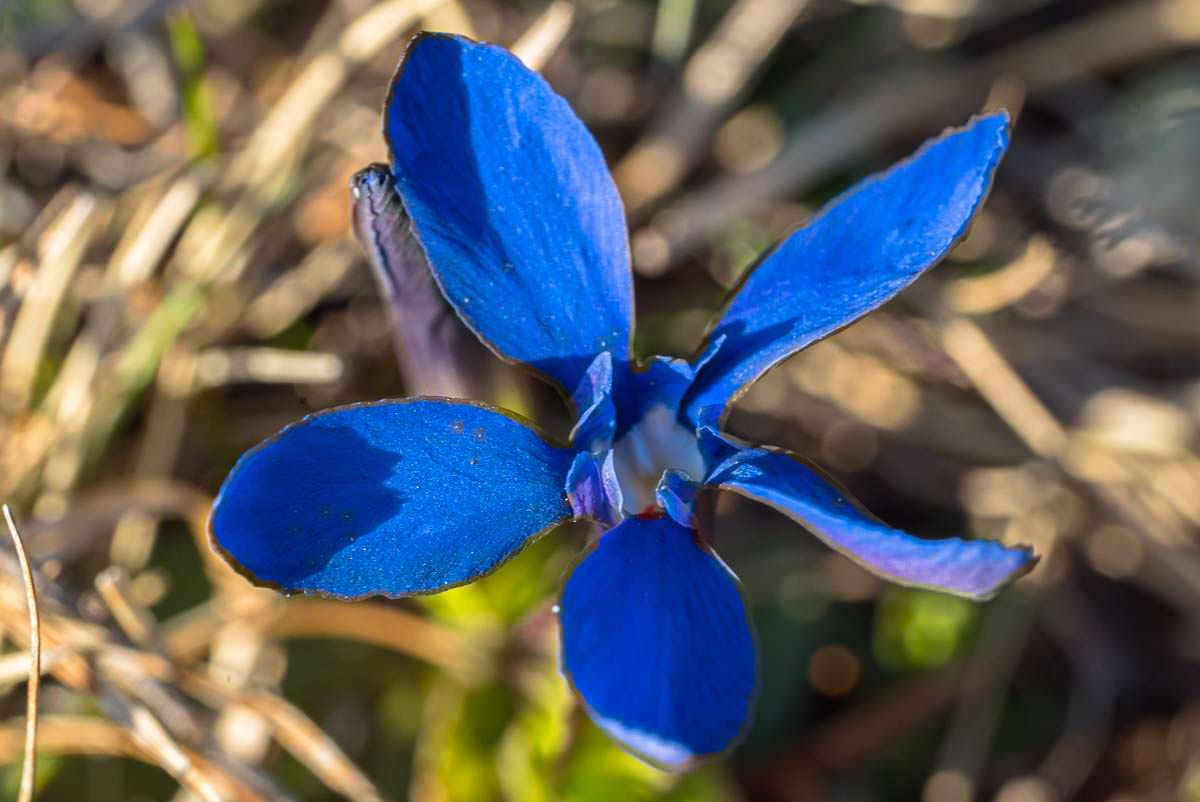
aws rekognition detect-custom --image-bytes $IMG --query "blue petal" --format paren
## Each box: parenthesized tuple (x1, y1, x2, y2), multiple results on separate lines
(683, 113, 1010, 424)
(559, 516, 757, 768)
(570, 351, 617, 453)
(566, 450, 622, 528)
(705, 440, 1035, 600)
(210, 399, 574, 599)
(386, 34, 634, 395)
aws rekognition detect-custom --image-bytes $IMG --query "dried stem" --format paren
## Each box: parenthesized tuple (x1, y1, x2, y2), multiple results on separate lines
(3, 505, 40, 802)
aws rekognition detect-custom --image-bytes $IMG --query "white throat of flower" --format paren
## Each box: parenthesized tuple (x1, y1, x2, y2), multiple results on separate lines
(610, 404, 705, 516)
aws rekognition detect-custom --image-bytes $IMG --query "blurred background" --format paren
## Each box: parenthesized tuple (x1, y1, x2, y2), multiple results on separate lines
(1, 0, 1199, 799)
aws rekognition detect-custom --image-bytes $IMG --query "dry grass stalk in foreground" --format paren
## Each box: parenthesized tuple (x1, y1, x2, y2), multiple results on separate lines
(3, 505, 40, 802)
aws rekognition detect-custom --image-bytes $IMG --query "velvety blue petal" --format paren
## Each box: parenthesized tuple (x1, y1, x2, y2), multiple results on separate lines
(683, 113, 1010, 424)
(566, 450, 622, 528)
(705, 441, 1035, 600)
(386, 34, 633, 395)
(559, 516, 757, 768)
(210, 399, 574, 599)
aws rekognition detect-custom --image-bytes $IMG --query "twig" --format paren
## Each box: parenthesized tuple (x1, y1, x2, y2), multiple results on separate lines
(3, 504, 40, 802)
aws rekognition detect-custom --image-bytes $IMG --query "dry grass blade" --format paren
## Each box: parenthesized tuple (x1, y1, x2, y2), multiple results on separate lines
(269, 599, 492, 686)
(942, 235, 1059, 314)
(95, 566, 161, 645)
(3, 504, 40, 802)
(615, 0, 811, 213)
(0, 648, 69, 685)
(938, 317, 1068, 459)
(0, 191, 100, 412)
(0, 716, 142, 762)
(102, 696, 226, 802)
(511, 1, 576, 71)
(185, 677, 394, 802)
(227, 0, 447, 189)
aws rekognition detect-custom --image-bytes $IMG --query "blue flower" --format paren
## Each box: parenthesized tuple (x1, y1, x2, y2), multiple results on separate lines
(210, 33, 1037, 769)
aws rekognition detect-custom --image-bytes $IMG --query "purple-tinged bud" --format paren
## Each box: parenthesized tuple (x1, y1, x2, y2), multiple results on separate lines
(350, 164, 486, 398)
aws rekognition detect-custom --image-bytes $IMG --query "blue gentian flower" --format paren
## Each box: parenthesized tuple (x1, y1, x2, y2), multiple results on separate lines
(211, 33, 1037, 769)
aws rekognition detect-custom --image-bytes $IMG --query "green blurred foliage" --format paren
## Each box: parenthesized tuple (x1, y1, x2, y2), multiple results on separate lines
(0, 0, 73, 34)
(874, 587, 979, 672)
(167, 11, 220, 161)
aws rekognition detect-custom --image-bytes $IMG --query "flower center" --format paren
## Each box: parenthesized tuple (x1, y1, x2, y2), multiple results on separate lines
(610, 405, 705, 515)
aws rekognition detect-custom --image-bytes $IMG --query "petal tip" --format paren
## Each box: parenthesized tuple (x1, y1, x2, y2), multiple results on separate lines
(975, 108, 1012, 153)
